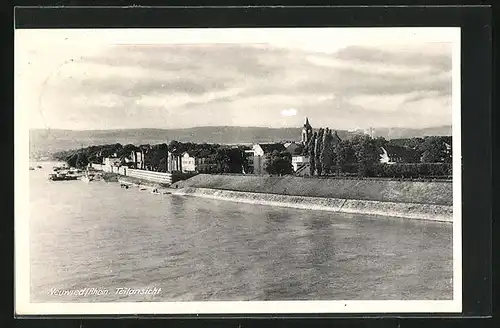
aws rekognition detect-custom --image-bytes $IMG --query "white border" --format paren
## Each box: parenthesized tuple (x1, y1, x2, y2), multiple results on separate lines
(451, 28, 462, 308)
(15, 27, 462, 316)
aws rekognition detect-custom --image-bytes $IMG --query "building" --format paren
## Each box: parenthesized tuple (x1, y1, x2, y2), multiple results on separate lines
(102, 157, 122, 172)
(253, 143, 286, 157)
(167, 151, 182, 172)
(379, 145, 420, 164)
(180, 152, 211, 173)
(248, 143, 286, 174)
(301, 117, 313, 145)
(245, 117, 347, 175)
(444, 142, 452, 161)
(284, 142, 302, 155)
(127, 150, 144, 169)
(244, 149, 255, 173)
(379, 147, 396, 164)
(364, 127, 375, 138)
(181, 153, 196, 172)
(103, 157, 121, 167)
(291, 155, 310, 172)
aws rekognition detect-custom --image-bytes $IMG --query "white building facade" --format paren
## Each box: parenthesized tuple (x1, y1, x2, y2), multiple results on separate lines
(291, 155, 310, 172)
(181, 152, 197, 172)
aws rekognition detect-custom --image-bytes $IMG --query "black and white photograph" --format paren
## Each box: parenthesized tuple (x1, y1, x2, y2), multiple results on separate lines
(15, 27, 461, 315)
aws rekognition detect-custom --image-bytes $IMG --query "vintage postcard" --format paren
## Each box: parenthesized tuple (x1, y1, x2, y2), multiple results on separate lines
(15, 27, 461, 315)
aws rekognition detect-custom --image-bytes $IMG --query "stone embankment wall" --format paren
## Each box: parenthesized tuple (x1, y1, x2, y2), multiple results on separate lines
(126, 169, 173, 184)
(171, 174, 453, 206)
(171, 187, 452, 222)
(170, 174, 453, 222)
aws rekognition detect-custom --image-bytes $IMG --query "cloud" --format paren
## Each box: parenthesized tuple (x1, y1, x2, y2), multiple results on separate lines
(281, 108, 298, 117)
(331, 44, 452, 73)
(27, 41, 453, 130)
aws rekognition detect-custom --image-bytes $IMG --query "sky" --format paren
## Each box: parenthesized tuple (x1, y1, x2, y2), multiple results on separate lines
(15, 28, 459, 131)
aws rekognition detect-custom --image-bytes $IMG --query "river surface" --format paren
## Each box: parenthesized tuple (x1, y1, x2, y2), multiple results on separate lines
(29, 162, 453, 302)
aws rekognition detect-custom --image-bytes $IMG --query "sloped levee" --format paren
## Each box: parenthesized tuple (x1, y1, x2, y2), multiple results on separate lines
(171, 187, 453, 222)
(171, 174, 452, 206)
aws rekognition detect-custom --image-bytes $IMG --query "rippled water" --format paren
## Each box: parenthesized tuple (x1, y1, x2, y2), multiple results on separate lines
(29, 162, 453, 302)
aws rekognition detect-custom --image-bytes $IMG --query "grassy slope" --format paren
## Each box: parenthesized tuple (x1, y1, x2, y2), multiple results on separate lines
(172, 174, 452, 206)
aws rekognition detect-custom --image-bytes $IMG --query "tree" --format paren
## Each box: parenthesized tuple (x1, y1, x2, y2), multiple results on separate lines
(314, 128, 324, 176)
(149, 143, 169, 172)
(264, 150, 293, 175)
(117, 144, 140, 160)
(137, 144, 152, 170)
(420, 136, 450, 163)
(237, 145, 251, 173)
(390, 137, 425, 150)
(168, 140, 183, 155)
(62, 151, 88, 168)
(320, 128, 335, 174)
(100, 143, 122, 158)
(307, 132, 317, 176)
(293, 143, 305, 155)
(334, 140, 356, 174)
(214, 147, 246, 173)
(76, 152, 89, 168)
(351, 135, 380, 177)
(373, 137, 388, 149)
(158, 157, 167, 172)
(87, 153, 99, 164)
(229, 148, 247, 173)
(65, 153, 78, 168)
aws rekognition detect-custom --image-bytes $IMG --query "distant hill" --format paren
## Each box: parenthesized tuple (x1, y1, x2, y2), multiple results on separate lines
(28, 125, 452, 160)
(29, 127, 301, 159)
(353, 125, 452, 140)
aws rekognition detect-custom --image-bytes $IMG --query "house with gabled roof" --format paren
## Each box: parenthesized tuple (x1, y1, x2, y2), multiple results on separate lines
(180, 150, 211, 172)
(379, 145, 420, 164)
(246, 143, 287, 174)
(283, 141, 302, 155)
(253, 143, 286, 156)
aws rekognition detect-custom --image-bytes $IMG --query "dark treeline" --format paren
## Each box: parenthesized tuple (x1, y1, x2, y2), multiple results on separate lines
(52, 141, 251, 174)
(52, 135, 452, 178)
(302, 134, 452, 178)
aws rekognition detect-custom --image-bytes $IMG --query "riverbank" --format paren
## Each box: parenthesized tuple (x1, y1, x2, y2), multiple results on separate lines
(171, 174, 452, 206)
(171, 187, 452, 222)
(117, 175, 171, 190)
(101, 172, 120, 182)
(169, 174, 453, 222)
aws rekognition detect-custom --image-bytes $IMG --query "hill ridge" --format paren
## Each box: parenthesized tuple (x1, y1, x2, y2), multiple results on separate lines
(29, 125, 452, 160)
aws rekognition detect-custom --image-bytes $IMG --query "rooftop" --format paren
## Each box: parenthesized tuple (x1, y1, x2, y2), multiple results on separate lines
(257, 143, 286, 153)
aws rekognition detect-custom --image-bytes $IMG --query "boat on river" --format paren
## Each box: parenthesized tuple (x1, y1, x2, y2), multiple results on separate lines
(53, 164, 68, 171)
(36, 165, 42, 169)
(29, 167, 35, 171)
(80, 174, 94, 183)
(48, 173, 78, 181)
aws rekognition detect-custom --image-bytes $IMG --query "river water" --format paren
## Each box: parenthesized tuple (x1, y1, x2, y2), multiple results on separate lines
(29, 162, 453, 302)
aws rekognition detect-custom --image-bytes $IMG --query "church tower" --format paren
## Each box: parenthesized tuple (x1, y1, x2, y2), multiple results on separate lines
(301, 117, 313, 145)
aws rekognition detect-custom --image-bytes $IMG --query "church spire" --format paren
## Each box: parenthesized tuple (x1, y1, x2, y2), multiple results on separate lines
(302, 117, 313, 146)
(305, 117, 310, 127)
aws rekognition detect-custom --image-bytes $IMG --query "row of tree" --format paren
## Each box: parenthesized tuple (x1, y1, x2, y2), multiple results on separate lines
(299, 131, 452, 177)
(52, 135, 452, 178)
(52, 141, 251, 174)
(301, 131, 381, 176)
(264, 151, 294, 175)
